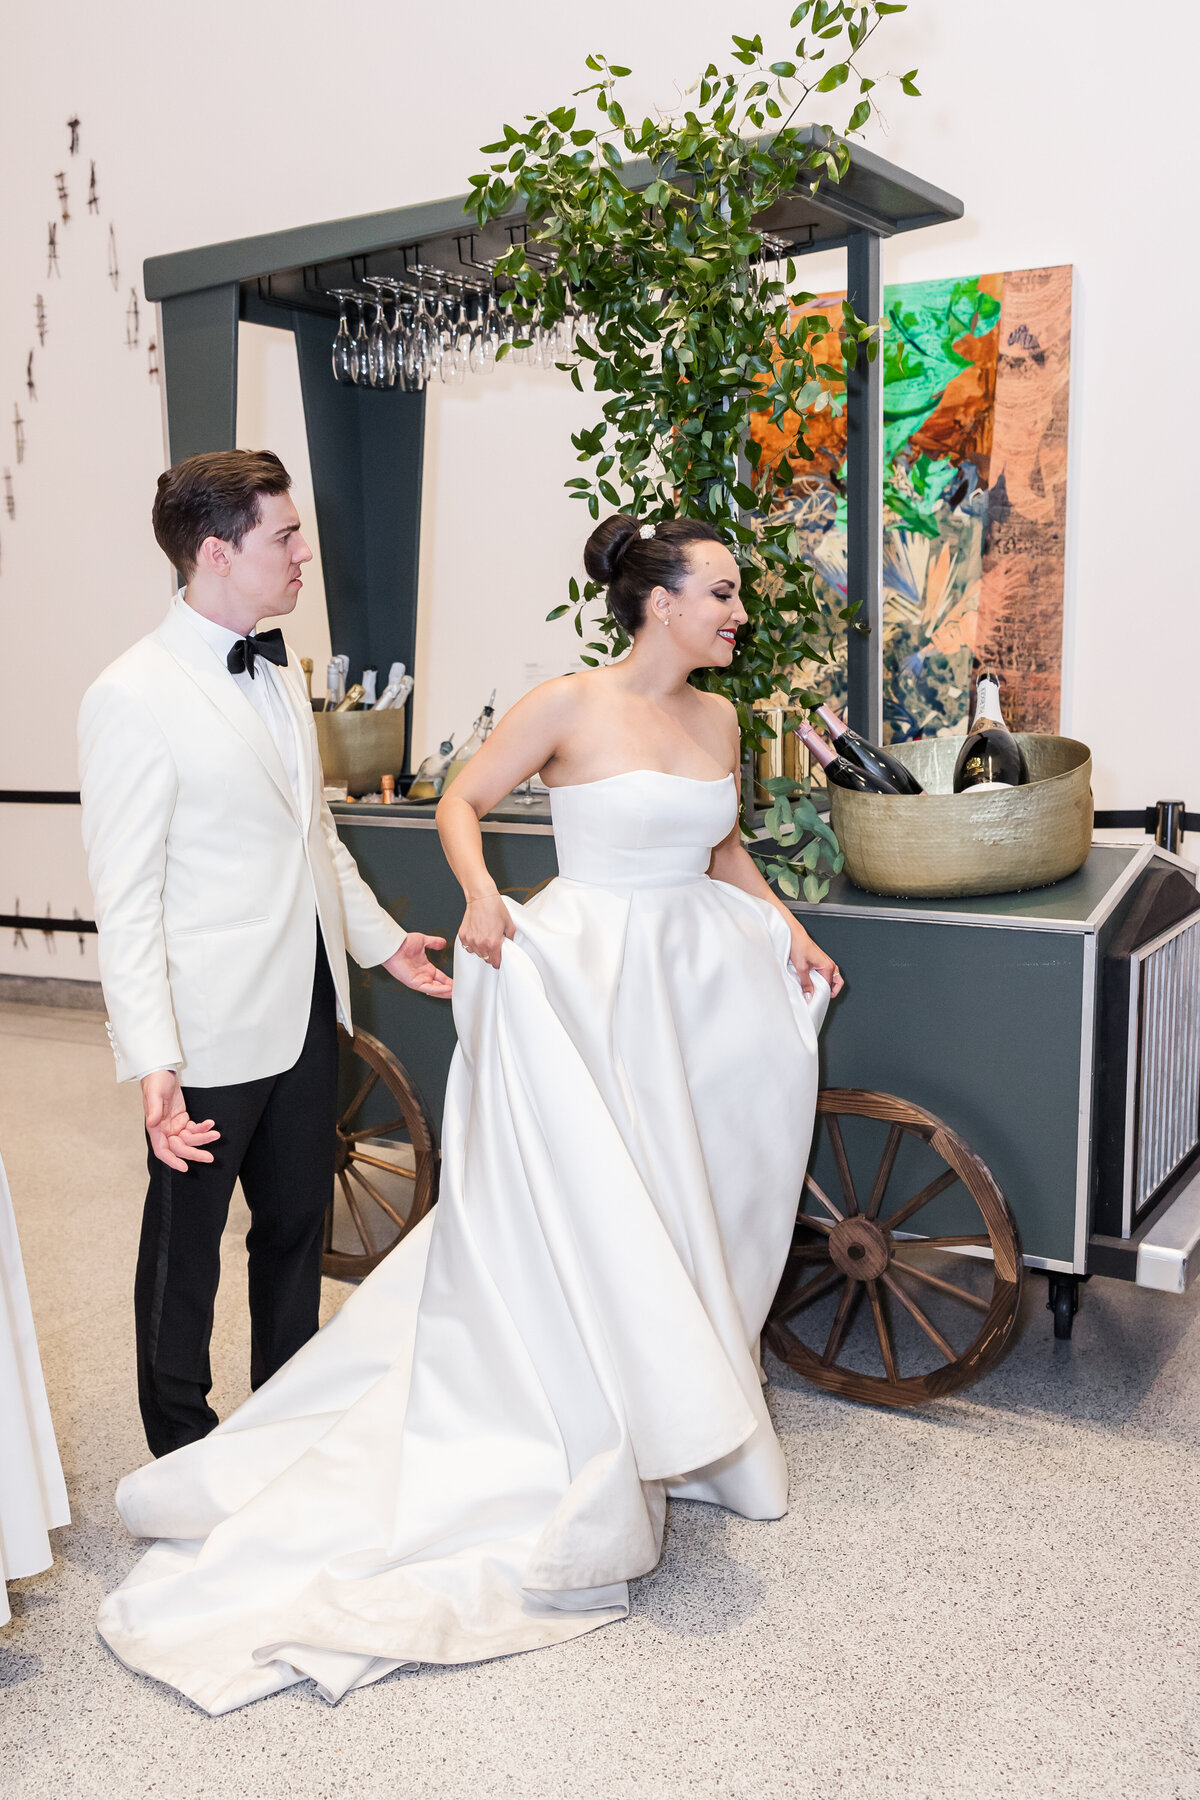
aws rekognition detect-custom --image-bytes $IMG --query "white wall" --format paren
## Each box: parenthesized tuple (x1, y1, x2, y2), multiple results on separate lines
(1, 0, 1195, 982)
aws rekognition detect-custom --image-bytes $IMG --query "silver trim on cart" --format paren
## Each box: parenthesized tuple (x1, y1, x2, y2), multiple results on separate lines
(1136, 1164, 1200, 1293)
(788, 899, 1093, 934)
(1074, 932, 1098, 1272)
(1082, 842, 1156, 931)
(334, 811, 553, 838)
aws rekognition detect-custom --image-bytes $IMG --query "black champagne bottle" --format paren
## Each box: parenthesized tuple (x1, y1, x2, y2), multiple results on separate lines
(795, 721, 903, 794)
(817, 703, 924, 796)
(952, 671, 1028, 793)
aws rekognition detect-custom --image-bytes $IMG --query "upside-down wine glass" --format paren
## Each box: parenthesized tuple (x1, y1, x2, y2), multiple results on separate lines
(362, 279, 397, 388)
(328, 291, 358, 385)
(349, 291, 372, 386)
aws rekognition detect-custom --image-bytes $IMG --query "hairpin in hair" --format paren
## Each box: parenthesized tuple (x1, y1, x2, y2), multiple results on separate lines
(638, 522, 656, 540)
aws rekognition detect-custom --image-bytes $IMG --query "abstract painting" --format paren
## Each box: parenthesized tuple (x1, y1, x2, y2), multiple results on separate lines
(750, 264, 1073, 738)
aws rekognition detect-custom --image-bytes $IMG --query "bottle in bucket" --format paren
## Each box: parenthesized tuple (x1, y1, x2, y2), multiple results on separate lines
(816, 702, 924, 796)
(795, 720, 904, 795)
(953, 672, 1028, 793)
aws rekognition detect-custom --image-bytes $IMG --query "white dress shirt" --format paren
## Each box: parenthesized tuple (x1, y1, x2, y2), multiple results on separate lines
(134, 595, 307, 1079)
(174, 594, 303, 811)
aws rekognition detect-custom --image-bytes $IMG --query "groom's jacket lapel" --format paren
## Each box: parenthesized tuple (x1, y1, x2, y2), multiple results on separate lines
(152, 606, 303, 827)
(275, 650, 316, 836)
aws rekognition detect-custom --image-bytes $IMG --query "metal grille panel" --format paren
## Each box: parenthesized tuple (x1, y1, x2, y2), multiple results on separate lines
(1134, 916, 1200, 1215)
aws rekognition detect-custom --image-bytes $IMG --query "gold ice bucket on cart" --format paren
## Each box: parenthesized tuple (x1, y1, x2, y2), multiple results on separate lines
(829, 734, 1094, 899)
(313, 706, 408, 797)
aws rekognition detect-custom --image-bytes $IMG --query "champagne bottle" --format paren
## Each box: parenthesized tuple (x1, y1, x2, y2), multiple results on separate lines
(817, 703, 924, 796)
(362, 666, 378, 706)
(952, 671, 1027, 793)
(300, 657, 314, 701)
(443, 691, 497, 790)
(332, 683, 365, 713)
(795, 721, 902, 794)
(373, 664, 414, 711)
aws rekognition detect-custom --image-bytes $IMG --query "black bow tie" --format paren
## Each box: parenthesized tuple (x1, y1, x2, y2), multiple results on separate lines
(227, 629, 287, 679)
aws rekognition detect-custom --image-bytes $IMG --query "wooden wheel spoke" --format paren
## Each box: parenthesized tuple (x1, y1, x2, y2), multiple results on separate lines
(899, 1233, 991, 1250)
(337, 1169, 374, 1254)
(889, 1258, 989, 1312)
(345, 1161, 410, 1233)
(343, 1116, 407, 1143)
(866, 1124, 903, 1221)
(881, 1166, 958, 1234)
(795, 1212, 834, 1236)
(826, 1115, 859, 1216)
(775, 1264, 843, 1319)
(804, 1171, 844, 1224)
(349, 1147, 417, 1178)
(866, 1279, 899, 1383)
(821, 1277, 862, 1366)
(881, 1270, 956, 1362)
(338, 1069, 378, 1133)
(784, 1244, 833, 1267)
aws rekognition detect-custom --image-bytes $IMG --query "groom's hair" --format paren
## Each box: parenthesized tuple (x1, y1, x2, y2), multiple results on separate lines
(152, 449, 292, 576)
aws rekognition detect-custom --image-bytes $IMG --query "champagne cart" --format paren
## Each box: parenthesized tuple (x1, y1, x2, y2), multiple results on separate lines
(776, 837, 1200, 1385)
(323, 804, 1200, 1408)
(140, 150, 1200, 1407)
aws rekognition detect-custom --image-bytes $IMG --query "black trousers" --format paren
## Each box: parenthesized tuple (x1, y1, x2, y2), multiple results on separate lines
(134, 938, 338, 1457)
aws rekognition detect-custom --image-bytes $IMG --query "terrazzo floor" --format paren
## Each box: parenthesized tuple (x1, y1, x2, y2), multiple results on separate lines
(1, 997, 1199, 1800)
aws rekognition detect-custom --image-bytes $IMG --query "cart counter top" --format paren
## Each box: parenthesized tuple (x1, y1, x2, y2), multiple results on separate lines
(785, 843, 1196, 935)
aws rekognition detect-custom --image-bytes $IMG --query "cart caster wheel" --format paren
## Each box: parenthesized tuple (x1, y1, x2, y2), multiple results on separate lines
(323, 1025, 439, 1280)
(1047, 1273, 1080, 1340)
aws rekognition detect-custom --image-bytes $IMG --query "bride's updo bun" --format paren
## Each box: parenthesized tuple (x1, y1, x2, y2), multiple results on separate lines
(583, 514, 725, 635)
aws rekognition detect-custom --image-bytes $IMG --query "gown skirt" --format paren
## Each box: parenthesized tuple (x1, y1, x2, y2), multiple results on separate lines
(1, 1149, 70, 1626)
(96, 771, 828, 1714)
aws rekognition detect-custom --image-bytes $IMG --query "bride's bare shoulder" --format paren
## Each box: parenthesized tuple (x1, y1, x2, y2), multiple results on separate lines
(693, 687, 741, 756)
(511, 673, 587, 719)
(519, 670, 611, 716)
(694, 688, 737, 721)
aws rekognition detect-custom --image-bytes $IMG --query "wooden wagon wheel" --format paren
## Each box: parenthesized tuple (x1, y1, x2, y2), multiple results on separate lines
(766, 1089, 1023, 1407)
(322, 1025, 439, 1280)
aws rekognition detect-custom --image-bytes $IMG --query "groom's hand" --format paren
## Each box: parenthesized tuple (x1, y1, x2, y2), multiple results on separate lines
(383, 933, 453, 999)
(141, 1070, 221, 1173)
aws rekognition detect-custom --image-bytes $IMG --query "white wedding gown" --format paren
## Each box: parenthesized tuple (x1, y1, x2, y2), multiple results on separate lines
(97, 771, 827, 1714)
(1, 1149, 70, 1626)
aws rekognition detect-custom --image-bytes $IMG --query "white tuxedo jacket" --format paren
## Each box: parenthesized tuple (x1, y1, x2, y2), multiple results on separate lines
(78, 604, 405, 1088)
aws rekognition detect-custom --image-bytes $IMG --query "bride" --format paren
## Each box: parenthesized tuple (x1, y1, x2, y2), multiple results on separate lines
(97, 513, 842, 1715)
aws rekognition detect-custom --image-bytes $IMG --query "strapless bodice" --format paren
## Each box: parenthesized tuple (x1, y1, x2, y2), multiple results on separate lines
(547, 770, 739, 890)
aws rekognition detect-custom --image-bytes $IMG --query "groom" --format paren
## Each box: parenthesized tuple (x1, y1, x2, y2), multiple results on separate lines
(79, 449, 451, 1458)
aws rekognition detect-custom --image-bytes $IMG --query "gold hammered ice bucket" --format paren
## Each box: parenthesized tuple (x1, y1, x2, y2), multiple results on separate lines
(313, 706, 408, 797)
(829, 734, 1094, 900)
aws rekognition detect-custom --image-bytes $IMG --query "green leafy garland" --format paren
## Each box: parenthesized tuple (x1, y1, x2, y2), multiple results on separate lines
(468, 2, 920, 901)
